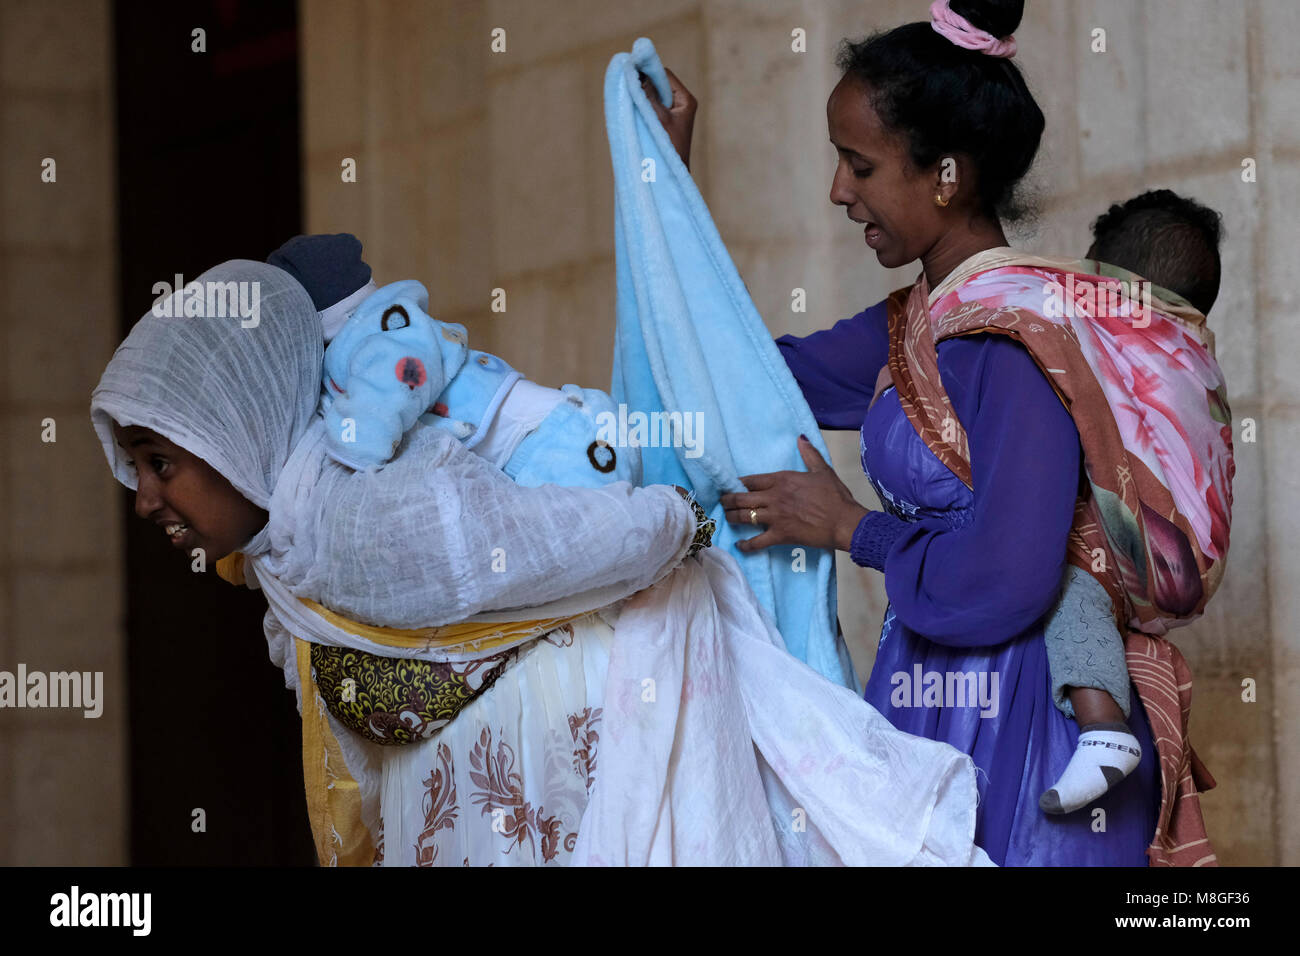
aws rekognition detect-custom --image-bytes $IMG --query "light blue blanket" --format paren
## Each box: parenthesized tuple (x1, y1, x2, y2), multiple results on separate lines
(605, 38, 856, 689)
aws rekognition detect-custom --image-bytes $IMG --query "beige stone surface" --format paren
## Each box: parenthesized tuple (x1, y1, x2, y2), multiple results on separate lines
(1015, 1, 1082, 199)
(3, 252, 117, 409)
(1142, 1, 1252, 167)
(484, 0, 700, 72)
(10, 568, 123, 686)
(1192, 673, 1277, 865)
(10, 721, 126, 865)
(0, 91, 114, 250)
(300, 0, 370, 153)
(0, 0, 124, 864)
(1074, 0, 1145, 181)
(3, 411, 119, 569)
(1259, 162, 1300, 403)
(0, 0, 109, 94)
(477, 260, 617, 387)
(1262, 406, 1300, 863)
(303, 147, 376, 247)
(366, 0, 488, 142)
(488, 57, 589, 276)
(1259, 0, 1300, 152)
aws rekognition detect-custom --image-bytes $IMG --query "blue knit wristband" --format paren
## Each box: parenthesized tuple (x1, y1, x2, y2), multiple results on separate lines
(849, 510, 908, 571)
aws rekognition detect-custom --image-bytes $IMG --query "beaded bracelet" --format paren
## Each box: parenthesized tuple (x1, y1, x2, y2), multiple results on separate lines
(683, 494, 716, 558)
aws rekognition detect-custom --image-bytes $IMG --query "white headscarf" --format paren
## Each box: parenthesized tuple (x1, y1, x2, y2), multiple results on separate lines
(91, 259, 321, 553)
(91, 259, 696, 649)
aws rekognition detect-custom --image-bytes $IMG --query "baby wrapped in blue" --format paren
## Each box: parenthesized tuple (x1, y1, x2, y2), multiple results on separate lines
(272, 234, 639, 491)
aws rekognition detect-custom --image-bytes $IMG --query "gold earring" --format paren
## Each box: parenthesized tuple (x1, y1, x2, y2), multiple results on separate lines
(934, 192, 950, 207)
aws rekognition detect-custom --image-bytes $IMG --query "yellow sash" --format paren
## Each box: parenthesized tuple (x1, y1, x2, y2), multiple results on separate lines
(217, 551, 590, 866)
(294, 638, 376, 866)
(216, 552, 582, 653)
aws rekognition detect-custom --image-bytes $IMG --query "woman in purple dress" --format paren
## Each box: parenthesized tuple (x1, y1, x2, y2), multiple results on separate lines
(650, 0, 1161, 865)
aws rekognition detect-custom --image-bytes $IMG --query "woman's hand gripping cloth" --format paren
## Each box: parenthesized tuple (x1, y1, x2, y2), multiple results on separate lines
(571, 547, 992, 866)
(605, 39, 855, 689)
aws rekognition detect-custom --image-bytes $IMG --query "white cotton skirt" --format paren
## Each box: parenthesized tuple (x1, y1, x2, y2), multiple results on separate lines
(355, 551, 990, 867)
(373, 611, 618, 866)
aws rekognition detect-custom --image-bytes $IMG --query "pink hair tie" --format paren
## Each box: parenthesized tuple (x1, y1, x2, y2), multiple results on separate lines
(929, 0, 1018, 58)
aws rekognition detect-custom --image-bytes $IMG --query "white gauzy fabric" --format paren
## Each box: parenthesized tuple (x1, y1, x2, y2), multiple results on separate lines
(367, 564, 992, 868)
(571, 548, 993, 866)
(255, 418, 695, 636)
(91, 260, 322, 520)
(90, 259, 700, 666)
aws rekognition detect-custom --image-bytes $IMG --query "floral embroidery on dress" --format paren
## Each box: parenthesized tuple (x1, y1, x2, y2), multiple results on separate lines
(568, 707, 602, 793)
(373, 625, 611, 865)
(415, 743, 458, 866)
(542, 623, 576, 648)
(869, 472, 920, 521)
(860, 427, 918, 521)
(469, 726, 569, 863)
(876, 605, 897, 652)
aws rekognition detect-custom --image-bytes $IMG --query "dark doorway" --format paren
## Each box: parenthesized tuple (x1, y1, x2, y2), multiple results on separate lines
(113, 0, 315, 865)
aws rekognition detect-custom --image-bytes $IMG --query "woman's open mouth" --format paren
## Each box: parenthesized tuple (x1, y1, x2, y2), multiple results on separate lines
(164, 522, 192, 549)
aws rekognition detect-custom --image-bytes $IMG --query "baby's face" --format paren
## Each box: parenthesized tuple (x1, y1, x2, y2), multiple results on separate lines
(112, 422, 268, 560)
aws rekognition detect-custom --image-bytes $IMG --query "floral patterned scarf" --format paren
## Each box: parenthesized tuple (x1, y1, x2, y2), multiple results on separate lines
(885, 251, 1234, 866)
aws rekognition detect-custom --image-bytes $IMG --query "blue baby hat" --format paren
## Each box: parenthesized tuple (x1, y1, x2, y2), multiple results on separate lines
(268, 233, 378, 341)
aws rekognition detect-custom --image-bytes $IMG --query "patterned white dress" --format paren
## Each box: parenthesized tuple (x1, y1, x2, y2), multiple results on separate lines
(372, 614, 615, 866)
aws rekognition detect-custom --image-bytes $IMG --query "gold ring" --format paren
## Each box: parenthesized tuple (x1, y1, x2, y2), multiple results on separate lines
(749, 508, 759, 525)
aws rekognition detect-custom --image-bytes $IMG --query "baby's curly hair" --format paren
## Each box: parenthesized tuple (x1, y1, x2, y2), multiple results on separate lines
(1087, 189, 1225, 316)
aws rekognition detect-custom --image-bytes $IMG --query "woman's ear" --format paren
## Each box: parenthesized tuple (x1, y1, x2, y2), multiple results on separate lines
(934, 155, 960, 207)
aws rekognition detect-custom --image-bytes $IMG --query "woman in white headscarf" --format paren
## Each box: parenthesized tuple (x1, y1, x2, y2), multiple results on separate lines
(92, 259, 989, 867)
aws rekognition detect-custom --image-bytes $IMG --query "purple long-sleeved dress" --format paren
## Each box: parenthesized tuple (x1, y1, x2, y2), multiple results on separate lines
(777, 299, 1159, 866)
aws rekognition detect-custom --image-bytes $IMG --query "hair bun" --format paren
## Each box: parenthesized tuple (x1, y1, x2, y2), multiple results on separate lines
(949, 0, 1024, 38)
(835, 7, 1044, 223)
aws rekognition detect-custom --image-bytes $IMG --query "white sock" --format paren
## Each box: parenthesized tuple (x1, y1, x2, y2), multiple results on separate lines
(1039, 722, 1142, 815)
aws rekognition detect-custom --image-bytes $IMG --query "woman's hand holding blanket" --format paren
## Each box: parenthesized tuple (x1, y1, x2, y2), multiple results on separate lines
(641, 66, 696, 169)
(720, 435, 869, 554)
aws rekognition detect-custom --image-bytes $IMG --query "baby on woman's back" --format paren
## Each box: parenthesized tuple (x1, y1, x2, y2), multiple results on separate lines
(267, 233, 641, 492)
(1037, 188, 1225, 815)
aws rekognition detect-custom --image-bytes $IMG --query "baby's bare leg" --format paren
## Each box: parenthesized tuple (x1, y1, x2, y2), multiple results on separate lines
(1068, 685, 1126, 729)
(1041, 685, 1140, 814)
(1040, 567, 1143, 814)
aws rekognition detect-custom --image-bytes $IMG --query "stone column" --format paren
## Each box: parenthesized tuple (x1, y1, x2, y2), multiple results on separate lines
(0, 0, 126, 864)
